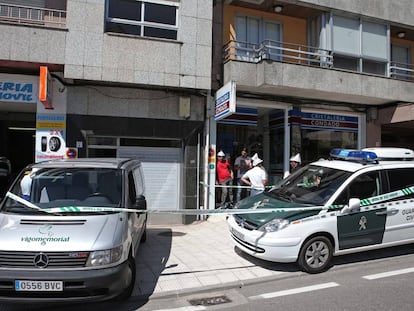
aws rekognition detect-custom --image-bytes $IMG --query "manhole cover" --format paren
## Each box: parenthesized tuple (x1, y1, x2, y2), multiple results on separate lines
(158, 231, 186, 237)
(188, 295, 232, 306)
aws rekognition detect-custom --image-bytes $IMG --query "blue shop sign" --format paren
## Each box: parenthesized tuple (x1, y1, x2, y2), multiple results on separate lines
(0, 81, 36, 103)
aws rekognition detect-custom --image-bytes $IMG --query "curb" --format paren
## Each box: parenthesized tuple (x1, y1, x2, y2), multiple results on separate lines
(132, 271, 304, 302)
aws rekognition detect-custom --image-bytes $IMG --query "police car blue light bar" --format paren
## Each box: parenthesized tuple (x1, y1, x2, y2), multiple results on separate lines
(330, 149, 378, 162)
(363, 147, 414, 161)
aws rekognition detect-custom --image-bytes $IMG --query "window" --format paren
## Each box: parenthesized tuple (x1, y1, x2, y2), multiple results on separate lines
(332, 15, 388, 75)
(334, 171, 382, 205)
(128, 172, 137, 204)
(234, 16, 281, 62)
(386, 168, 414, 199)
(105, 0, 178, 40)
(391, 45, 412, 80)
(133, 167, 145, 196)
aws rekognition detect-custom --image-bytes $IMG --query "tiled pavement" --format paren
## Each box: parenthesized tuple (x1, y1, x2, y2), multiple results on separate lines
(133, 215, 294, 299)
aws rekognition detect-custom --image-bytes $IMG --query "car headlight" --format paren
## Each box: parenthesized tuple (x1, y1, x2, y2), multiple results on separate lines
(258, 218, 290, 233)
(86, 245, 123, 267)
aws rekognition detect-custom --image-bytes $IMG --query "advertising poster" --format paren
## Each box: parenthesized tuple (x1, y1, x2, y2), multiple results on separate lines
(35, 68, 67, 162)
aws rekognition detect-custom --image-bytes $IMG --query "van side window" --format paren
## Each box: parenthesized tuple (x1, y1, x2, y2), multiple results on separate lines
(128, 172, 136, 204)
(386, 168, 414, 198)
(133, 167, 145, 196)
(334, 171, 381, 205)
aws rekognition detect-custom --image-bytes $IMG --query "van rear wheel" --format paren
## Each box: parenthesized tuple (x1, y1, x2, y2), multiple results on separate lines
(297, 236, 333, 274)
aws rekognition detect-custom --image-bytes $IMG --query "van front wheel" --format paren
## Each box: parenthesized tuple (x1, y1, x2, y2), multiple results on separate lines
(297, 236, 333, 274)
(115, 256, 136, 301)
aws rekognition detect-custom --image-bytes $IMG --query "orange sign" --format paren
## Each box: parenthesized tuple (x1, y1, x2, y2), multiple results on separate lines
(39, 66, 53, 109)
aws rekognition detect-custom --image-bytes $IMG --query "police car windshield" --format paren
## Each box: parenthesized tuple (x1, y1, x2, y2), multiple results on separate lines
(2, 167, 122, 214)
(269, 165, 352, 205)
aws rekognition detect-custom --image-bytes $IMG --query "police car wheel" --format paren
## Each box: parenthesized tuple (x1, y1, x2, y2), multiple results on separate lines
(297, 236, 333, 274)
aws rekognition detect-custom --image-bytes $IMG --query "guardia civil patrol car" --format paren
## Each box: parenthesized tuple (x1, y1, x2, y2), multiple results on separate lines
(227, 147, 414, 273)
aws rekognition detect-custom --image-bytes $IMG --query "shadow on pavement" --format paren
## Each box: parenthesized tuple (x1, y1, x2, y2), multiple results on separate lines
(233, 246, 300, 272)
(332, 243, 414, 267)
(1, 227, 173, 311)
(233, 243, 414, 274)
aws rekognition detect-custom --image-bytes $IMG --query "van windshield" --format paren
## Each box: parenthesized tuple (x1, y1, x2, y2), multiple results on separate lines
(2, 167, 123, 214)
(268, 165, 352, 205)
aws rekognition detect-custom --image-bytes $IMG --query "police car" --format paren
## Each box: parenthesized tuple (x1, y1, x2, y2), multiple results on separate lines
(227, 147, 414, 273)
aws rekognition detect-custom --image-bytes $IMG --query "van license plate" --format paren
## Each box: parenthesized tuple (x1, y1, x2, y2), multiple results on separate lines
(15, 280, 63, 291)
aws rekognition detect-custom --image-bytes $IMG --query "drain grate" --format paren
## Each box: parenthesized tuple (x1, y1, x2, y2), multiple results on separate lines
(188, 295, 232, 306)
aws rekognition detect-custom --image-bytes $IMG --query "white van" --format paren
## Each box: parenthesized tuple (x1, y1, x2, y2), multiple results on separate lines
(0, 158, 147, 302)
(227, 148, 414, 273)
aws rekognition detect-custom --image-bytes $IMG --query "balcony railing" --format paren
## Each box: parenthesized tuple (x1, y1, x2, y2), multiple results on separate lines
(0, 3, 66, 28)
(224, 39, 333, 68)
(390, 61, 414, 81)
(224, 40, 413, 82)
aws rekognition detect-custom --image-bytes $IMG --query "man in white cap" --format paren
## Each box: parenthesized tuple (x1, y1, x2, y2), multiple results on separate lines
(241, 153, 268, 196)
(289, 153, 301, 174)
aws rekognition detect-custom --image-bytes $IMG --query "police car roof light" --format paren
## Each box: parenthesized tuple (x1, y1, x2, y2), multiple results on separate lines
(329, 149, 378, 163)
(362, 147, 414, 161)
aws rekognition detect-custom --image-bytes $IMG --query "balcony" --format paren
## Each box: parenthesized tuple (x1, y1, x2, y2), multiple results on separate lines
(0, 3, 66, 28)
(223, 39, 414, 106)
(224, 39, 333, 68)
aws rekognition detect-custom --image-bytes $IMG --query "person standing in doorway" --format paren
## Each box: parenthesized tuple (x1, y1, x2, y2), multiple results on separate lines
(216, 150, 234, 206)
(234, 147, 251, 201)
(241, 153, 268, 197)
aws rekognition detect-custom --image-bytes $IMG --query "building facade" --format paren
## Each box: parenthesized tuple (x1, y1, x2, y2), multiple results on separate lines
(0, 0, 212, 224)
(209, 0, 414, 196)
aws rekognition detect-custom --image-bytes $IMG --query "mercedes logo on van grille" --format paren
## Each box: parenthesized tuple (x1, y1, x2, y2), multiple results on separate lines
(33, 253, 49, 268)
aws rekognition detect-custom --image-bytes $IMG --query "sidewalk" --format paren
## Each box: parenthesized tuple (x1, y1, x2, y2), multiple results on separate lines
(133, 215, 293, 299)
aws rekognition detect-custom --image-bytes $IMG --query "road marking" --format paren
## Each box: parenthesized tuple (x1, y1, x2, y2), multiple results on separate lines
(249, 282, 339, 300)
(363, 267, 414, 280)
(152, 306, 206, 311)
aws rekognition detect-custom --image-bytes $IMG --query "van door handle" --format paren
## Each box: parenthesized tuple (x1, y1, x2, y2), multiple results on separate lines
(375, 211, 387, 216)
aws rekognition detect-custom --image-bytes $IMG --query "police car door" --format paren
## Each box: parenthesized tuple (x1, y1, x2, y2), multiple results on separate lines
(382, 168, 414, 243)
(335, 171, 387, 250)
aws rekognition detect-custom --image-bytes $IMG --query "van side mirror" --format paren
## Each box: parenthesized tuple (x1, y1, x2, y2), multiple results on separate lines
(134, 194, 147, 211)
(341, 198, 361, 214)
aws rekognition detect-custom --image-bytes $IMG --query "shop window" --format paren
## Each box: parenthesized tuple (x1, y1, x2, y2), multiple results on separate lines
(301, 128, 358, 163)
(105, 0, 178, 40)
